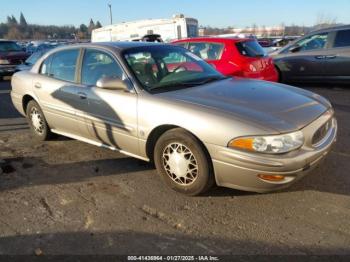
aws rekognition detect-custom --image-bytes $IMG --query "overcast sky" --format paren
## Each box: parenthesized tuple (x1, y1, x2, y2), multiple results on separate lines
(1, 0, 350, 27)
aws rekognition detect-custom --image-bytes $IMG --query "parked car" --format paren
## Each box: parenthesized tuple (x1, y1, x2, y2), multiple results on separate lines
(26, 42, 56, 55)
(11, 42, 337, 195)
(172, 37, 278, 82)
(259, 37, 298, 54)
(0, 40, 29, 78)
(273, 25, 350, 83)
(15, 47, 57, 72)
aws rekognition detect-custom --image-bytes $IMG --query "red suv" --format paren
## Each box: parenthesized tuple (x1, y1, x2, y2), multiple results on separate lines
(172, 37, 278, 82)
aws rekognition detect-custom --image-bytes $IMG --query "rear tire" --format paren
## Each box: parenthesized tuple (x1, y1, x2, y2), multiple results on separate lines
(26, 100, 52, 141)
(154, 128, 215, 196)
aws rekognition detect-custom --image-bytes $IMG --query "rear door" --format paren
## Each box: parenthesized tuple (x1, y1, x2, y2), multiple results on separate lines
(33, 48, 83, 135)
(322, 28, 350, 81)
(275, 32, 330, 82)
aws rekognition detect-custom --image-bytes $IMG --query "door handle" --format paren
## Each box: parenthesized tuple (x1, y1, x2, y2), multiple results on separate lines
(315, 55, 326, 59)
(34, 82, 42, 89)
(77, 92, 87, 100)
(325, 55, 337, 59)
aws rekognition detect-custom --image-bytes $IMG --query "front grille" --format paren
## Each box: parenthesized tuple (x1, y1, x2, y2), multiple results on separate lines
(312, 118, 332, 145)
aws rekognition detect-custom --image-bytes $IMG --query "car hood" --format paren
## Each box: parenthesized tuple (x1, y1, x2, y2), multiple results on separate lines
(157, 78, 329, 133)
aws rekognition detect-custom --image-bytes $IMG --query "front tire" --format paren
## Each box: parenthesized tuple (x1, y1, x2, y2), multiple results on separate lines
(26, 100, 52, 141)
(154, 128, 214, 196)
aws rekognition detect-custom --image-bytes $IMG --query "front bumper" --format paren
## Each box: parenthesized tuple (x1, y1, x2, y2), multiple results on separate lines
(207, 111, 337, 193)
(0, 65, 17, 77)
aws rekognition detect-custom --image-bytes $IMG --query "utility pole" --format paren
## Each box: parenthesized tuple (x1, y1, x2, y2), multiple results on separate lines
(108, 4, 113, 25)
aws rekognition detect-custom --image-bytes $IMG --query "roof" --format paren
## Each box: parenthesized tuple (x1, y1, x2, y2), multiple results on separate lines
(172, 36, 253, 44)
(51, 41, 168, 53)
(311, 24, 350, 34)
(93, 41, 166, 49)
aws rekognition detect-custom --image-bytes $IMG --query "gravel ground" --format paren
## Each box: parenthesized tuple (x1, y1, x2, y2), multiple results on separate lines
(0, 80, 349, 255)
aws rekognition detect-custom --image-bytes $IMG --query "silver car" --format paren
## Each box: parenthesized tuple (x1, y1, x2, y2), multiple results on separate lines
(11, 42, 337, 195)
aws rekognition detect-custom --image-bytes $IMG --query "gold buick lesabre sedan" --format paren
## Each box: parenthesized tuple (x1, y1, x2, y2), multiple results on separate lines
(11, 42, 337, 195)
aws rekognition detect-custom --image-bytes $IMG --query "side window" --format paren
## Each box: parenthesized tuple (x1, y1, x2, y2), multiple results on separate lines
(206, 43, 224, 60)
(296, 33, 328, 51)
(334, 29, 350, 48)
(187, 42, 207, 58)
(49, 49, 79, 82)
(40, 56, 52, 76)
(187, 42, 224, 60)
(81, 49, 124, 86)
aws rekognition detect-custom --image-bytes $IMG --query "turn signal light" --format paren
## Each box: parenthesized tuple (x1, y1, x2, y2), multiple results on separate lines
(229, 138, 254, 151)
(258, 174, 285, 182)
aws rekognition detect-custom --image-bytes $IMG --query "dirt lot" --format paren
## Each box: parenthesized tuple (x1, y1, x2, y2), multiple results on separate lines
(0, 80, 350, 255)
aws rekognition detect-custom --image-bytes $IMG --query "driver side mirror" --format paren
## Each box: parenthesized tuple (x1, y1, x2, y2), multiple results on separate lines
(96, 76, 128, 91)
(289, 44, 301, 53)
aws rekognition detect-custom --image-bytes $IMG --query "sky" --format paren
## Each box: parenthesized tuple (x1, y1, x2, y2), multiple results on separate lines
(1, 0, 350, 28)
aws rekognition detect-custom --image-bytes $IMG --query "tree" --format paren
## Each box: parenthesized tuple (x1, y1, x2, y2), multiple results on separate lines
(11, 15, 18, 25)
(5, 27, 22, 39)
(251, 23, 257, 35)
(78, 24, 88, 39)
(88, 18, 95, 34)
(95, 21, 102, 28)
(7, 16, 16, 25)
(19, 12, 28, 27)
(80, 24, 88, 33)
(315, 13, 338, 29)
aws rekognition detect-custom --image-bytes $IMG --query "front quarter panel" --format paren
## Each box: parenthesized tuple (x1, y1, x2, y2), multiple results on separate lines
(137, 91, 275, 159)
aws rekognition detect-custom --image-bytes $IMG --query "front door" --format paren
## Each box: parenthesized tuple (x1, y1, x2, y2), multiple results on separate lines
(276, 32, 330, 82)
(77, 48, 139, 154)
(323, 28, 350, 81)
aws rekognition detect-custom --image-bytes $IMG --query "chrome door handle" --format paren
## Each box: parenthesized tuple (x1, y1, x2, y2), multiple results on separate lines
(315, 55, 326, 59)
(325, 55, 337, 59)
(34, 82, 42, 88)
(78, 92, 87, 99)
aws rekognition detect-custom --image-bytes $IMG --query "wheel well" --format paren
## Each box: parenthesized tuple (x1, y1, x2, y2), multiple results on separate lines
(274, 65, 283, 83)
(146, 125, 179, 161)
(146, 125, 213, 169)
(22, 95, 35, 114)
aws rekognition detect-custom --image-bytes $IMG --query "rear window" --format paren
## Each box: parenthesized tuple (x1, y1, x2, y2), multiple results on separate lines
(235, 40, 266, 57)
(334, 29, 350, 48)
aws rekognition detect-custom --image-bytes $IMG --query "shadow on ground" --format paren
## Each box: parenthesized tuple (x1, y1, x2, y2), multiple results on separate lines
(0, 230, 349, 256)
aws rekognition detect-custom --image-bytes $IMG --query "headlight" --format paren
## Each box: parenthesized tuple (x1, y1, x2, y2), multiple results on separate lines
(228, 131, 304, 154)
(0, 59, 10, 65)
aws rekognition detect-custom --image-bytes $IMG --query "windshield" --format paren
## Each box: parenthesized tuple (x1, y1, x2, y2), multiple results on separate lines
(235, 40, 266, 57)
(123, 45, 226, 93)
(0, 41, 22, 52)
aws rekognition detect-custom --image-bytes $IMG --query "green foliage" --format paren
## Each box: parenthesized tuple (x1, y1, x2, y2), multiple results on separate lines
(1, 14, 102, 40)
(96, 21, 102, 28)
(19, 12, 28, 27)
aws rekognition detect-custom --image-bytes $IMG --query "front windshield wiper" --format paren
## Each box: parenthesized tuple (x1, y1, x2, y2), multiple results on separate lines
(148, 81, 195, 91)
(189, 76, 230, 85)
(148, 76, 230, 91)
